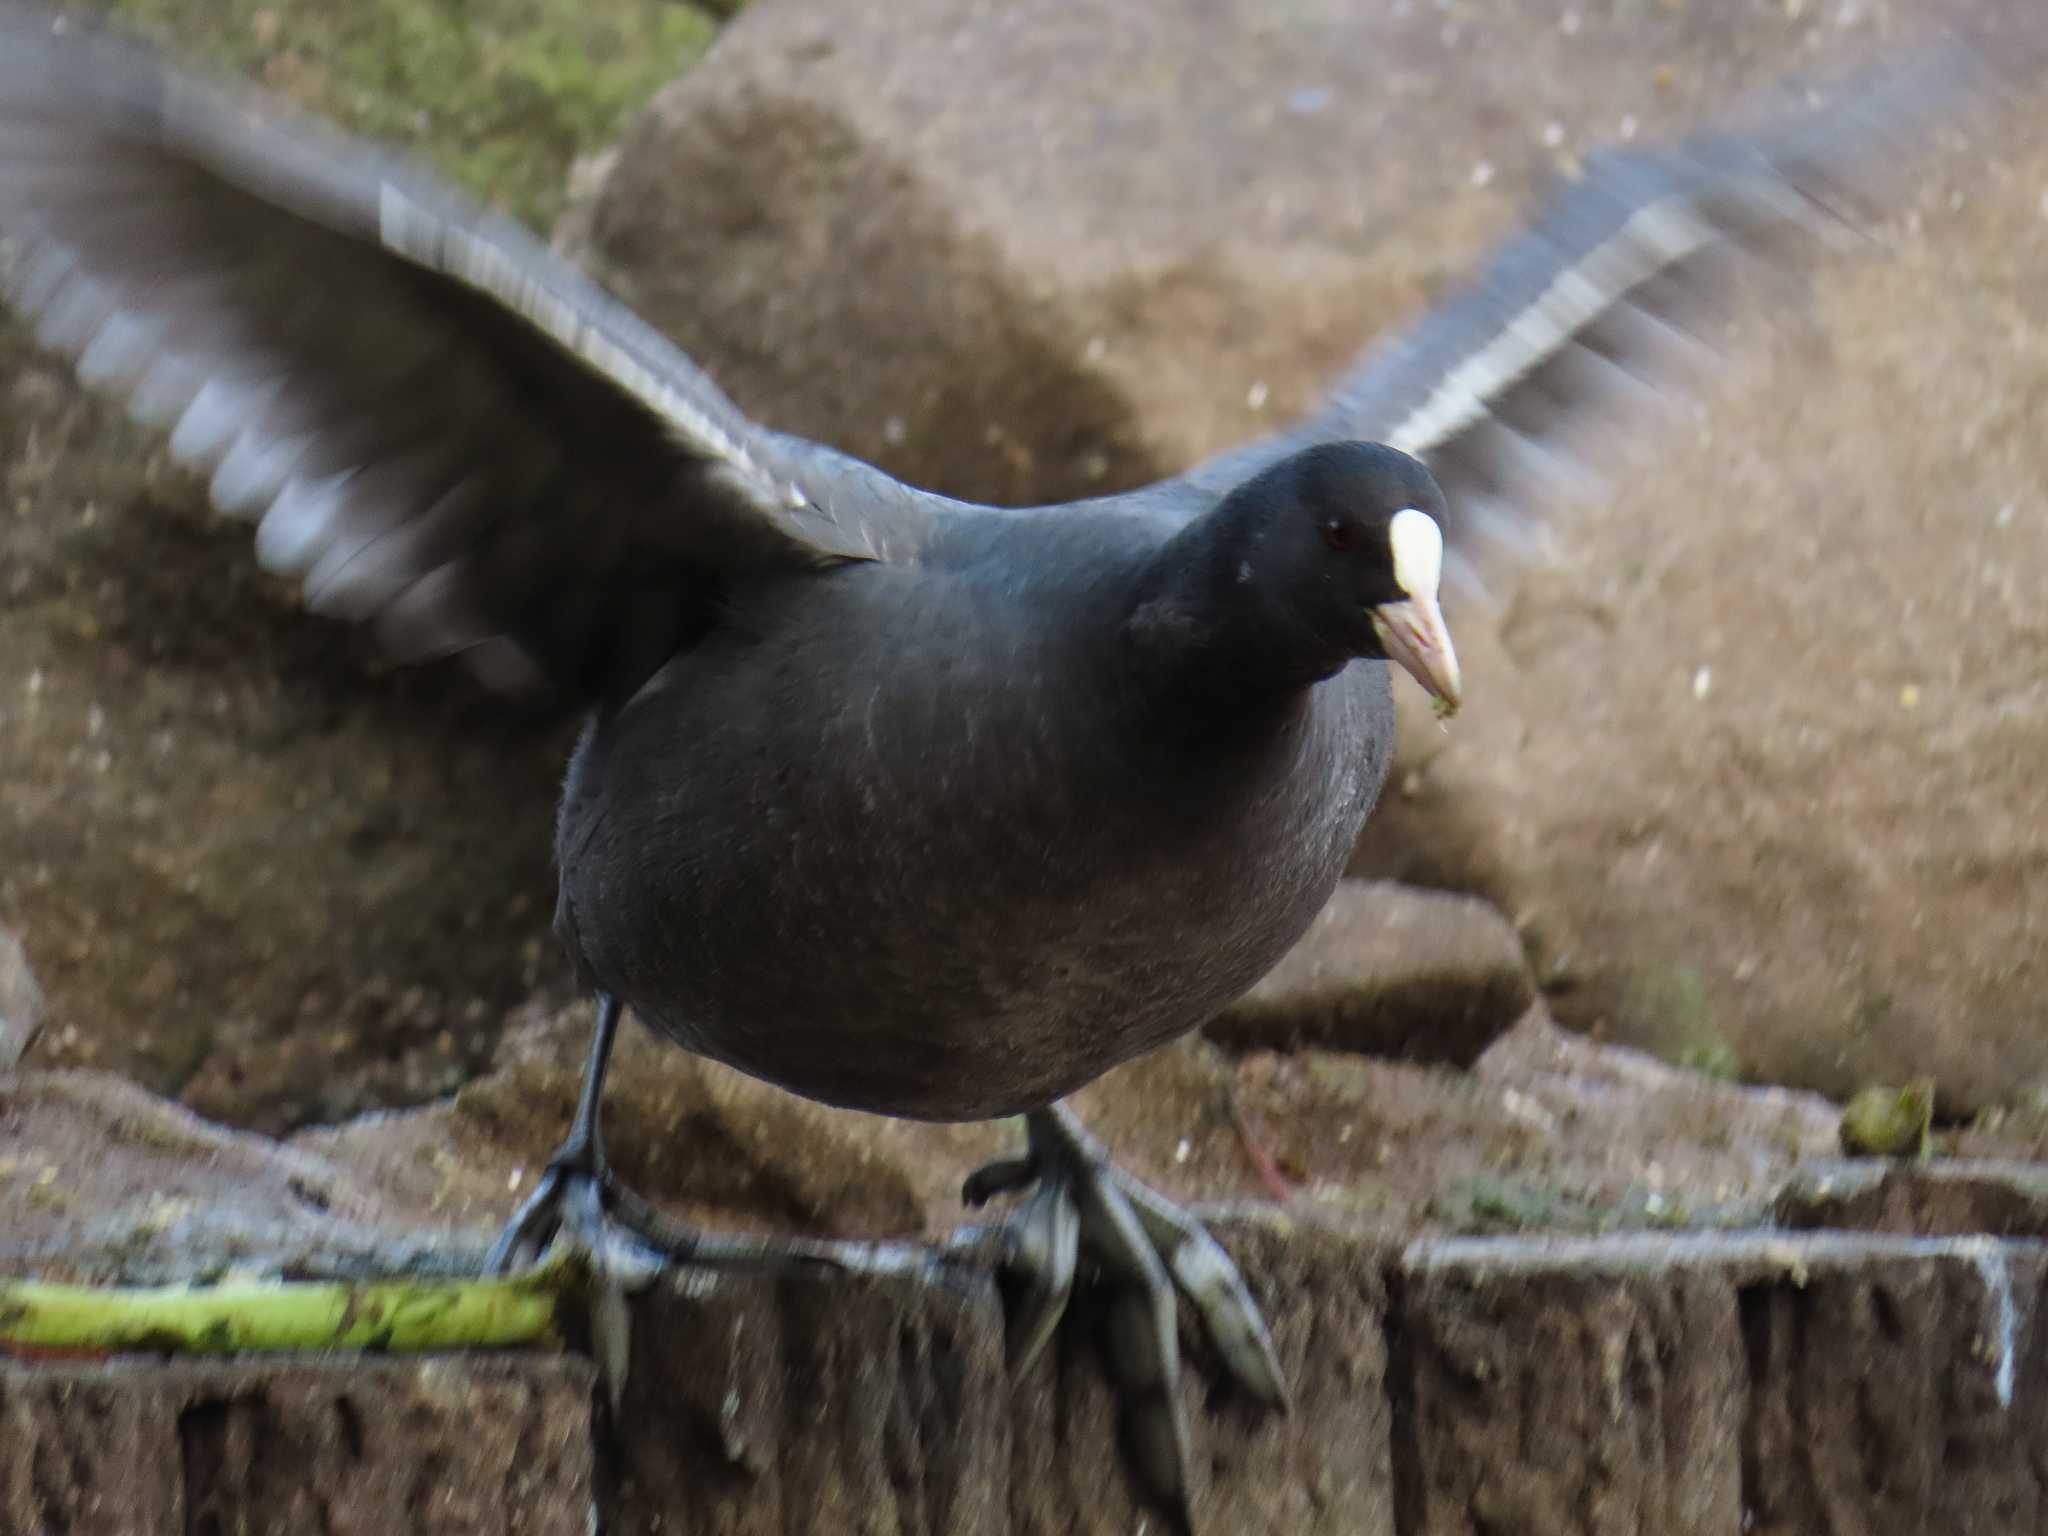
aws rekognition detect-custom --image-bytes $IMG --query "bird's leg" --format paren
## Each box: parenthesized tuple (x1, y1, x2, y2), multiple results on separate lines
(960, 1103, 1289, 1526)
(484, 992, 863, 1395)
(485, 989, 635, 1274)
(488, 991, 854, 1273)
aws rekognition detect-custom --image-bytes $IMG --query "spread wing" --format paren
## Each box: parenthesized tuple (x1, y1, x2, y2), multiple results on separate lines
(0, 10, 927, 700)
(1180, 29, 2026, 592)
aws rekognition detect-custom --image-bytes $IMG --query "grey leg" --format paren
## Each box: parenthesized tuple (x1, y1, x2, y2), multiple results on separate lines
(488, 992, 856, 1273)
(962, 1103, 1289, 1528)
(485, 990, 625, 1274)
(484, 992, 862, 1395)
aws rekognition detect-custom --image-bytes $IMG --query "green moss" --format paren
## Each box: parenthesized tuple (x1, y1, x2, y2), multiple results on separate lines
(1619, 963, 1743, 1083)
(1429, 1174, 1597, 1235)
(108, 0, 724, 231)
(1839, 1078, 1935, 1159)
(1428, 1173, 1733, 1236)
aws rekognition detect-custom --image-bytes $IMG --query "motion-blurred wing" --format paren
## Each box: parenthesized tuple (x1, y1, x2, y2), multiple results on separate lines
(0, 10, 925, 699)
(1182, 31, 2021, 593)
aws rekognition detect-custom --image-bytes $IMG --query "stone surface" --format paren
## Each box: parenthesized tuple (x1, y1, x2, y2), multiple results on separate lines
(0, 1, 729, 1133)
(0, 927, 41, 1069)
(1737, 1239, 2048, 1534)
(0, 322, 572, 1127)
(4, 1000, 1881, 1292)
(1397, 1233, 2048, 1536)
(564, 0, 2048, 1112)
(601, 1217, 1398, 1535)
(12, 1159, 2048, 1532)
(12, 1054, 2048, 1533)
(292, 999, 1011, 1246)
(285, 1002, 1853, 1252)
(565, 0, 1962, 507)
(1466, 1012, 1844, 1218)
(1000, 1216, 1399, 1536)
(0, 1070, 412, 1281)
(1774, 1159, 2048, 1238)
(0, 1356, 597, 1536)
(0, 15, 618, 1132)
(1396, 1238, 1746, 1535)
(603, 1261, 1011, 1535)
(1207, 879, 1534, 1067)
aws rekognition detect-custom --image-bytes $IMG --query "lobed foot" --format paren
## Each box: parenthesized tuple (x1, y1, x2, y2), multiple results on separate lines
(486, 1135, 854, 1401)
(962, 1103, 1288, 1528)
(484, 1138, 681, 1398)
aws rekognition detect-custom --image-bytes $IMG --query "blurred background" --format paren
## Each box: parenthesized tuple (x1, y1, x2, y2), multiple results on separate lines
(1, 0, 2042, 1233)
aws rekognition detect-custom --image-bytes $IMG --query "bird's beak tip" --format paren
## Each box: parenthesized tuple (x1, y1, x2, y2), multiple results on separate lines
(1370, 593, 1461, 717)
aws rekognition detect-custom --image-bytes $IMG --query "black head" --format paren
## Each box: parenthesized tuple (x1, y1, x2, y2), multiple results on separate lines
(1221, 441, 1463, 710)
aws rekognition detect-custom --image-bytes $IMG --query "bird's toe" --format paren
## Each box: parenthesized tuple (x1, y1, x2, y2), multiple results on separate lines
(483, 1160, 587, 1276)
(962, 1105, 1286, 1530)
(1110, 1168, 1289, 1411)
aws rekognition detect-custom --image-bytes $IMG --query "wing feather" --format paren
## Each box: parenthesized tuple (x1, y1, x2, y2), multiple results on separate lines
(0, 10, 929, 699)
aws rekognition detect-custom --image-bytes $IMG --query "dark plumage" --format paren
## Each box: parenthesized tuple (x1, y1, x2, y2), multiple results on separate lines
(0, 7, 2021, 1524)
(559, 441, 1450, 1123)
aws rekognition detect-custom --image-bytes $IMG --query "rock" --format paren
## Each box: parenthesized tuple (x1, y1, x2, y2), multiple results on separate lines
(0, 309, 572, 1128)
(3, 1000, 1871, 1304)
(0, 928, 42, 1068)
(0, 2, 698, 1130)
(608, 1219, 1400, 1536)
(28, 994, 2048, 1279)
(1206, 880, 1532, 1066)
(294, 999, 1011, 1244)
(1469, 1011, 1845, 1208)
(0, 1070, 460, 1283)
(1, 1357, 597, 1536)
(292, 1000, 1853, 1248)
(1735, 1239, 2047, 1533)
(606, 1261, 1015, 1535)
(1369, 101, 2048, 1114)
(10, 1067, 2048, 1535)
(1397, 1237, 1747, 1534)
(1398, 1232, 2048, 1536)
(1773, 1159, 2048, 1238)
(564, 0, 2048, 1112)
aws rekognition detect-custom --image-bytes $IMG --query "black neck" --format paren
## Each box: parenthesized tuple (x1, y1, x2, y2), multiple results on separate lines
(1119, 493, 1352, 722)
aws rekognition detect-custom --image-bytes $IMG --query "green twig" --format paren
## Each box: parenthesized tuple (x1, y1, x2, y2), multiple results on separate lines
(0, 1253, 574, 1356)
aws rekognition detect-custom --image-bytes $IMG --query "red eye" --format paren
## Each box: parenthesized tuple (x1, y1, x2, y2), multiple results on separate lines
(1322, 518, 1355, 552)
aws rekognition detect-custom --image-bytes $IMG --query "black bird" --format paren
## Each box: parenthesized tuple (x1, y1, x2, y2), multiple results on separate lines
(0, 8, 2018, 1522)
